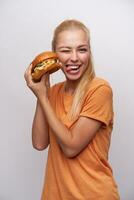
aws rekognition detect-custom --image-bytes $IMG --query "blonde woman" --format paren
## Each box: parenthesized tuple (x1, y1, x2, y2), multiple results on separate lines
(24, 19, 120, 200)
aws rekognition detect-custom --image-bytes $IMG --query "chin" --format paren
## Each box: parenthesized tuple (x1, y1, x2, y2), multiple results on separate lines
(65, 73, 82, 81)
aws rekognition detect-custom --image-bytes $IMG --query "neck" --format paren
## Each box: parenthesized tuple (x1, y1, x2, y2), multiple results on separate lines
(64, 79, 80, 95)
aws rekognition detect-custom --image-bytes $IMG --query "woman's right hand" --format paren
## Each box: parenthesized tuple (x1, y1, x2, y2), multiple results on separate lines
(24, 64, 50, 99)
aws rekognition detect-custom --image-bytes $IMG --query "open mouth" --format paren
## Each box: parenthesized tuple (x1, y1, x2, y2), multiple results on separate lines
(66, 64, 81, 73)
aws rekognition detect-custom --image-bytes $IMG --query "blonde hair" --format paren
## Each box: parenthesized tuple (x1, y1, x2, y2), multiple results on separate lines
(52, 19, 95, 119)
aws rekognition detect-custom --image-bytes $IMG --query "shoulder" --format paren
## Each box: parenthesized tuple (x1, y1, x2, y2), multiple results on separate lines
(90, 77, 112, 88)
(88, 77, 112, 91)
(49, 81, 65, 96)
(80, 77, 114, 127)
(51, 81, 64, 90)
(85, 77, 113, 99)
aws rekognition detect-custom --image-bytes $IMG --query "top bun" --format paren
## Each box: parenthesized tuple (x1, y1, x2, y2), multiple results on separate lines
(32, 51, 58, 68)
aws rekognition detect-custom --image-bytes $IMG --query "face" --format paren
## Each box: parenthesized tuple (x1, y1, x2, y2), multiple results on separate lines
(55, 29, 90, 81)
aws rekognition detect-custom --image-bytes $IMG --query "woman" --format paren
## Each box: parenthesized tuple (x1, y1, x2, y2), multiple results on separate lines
(24, 19, 120, 200)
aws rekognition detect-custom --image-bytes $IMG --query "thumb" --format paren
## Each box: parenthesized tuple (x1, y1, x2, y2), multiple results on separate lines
(45, 73, 50, 86)
(41, 73, 50, 87)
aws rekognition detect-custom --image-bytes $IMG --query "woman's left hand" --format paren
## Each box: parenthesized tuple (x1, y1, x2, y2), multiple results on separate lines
(24, 63, 50, 99)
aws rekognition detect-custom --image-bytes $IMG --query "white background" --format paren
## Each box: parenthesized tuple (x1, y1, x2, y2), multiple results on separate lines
(0, 0, 134, 199)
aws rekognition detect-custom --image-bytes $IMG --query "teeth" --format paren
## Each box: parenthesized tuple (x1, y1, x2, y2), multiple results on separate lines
(73, 66, 79, 69)
(67, 65, 79, 69)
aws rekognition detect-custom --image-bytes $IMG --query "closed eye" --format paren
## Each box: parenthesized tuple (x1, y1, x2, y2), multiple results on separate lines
(60, 49, 71, 53)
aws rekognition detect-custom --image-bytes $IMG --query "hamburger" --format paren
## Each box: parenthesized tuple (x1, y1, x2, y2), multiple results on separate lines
(31, 51, 61, 82)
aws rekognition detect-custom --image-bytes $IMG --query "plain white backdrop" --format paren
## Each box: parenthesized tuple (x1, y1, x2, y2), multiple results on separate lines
(0, 0, 134, 199)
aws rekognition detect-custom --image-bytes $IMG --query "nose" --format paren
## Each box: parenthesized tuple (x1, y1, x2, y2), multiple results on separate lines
(70, 50, 79, 62)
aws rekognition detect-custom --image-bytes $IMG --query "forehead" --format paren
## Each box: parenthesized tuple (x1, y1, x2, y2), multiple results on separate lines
(56, 29, 89, 48)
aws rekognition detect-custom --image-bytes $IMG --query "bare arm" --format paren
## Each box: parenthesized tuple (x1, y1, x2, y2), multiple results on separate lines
(24, 64, 50, 151)
(32, 100, 49, 150)
(39, 96, 101, 157)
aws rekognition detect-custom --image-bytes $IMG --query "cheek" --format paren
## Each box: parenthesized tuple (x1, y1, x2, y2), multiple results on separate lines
(58, 55, 70, 65)
(81, 55, 89, 64)
(57, 53, 66, 62)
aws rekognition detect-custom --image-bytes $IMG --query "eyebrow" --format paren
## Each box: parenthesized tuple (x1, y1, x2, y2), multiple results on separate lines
(58, 44, 89, 49)
(78, 45, 89, 48)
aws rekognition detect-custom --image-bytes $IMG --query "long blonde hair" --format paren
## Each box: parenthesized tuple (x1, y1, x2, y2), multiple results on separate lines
(52, 19, 95, 119)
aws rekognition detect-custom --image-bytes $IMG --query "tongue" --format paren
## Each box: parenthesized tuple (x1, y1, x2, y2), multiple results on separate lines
(66, 66, 78, 72)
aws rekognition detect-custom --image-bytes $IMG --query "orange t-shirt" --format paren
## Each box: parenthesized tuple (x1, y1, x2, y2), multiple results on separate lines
(41, 77, 120, 200)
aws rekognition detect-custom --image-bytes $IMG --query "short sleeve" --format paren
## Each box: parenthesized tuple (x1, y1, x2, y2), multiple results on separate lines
(79, 85, 113, 126)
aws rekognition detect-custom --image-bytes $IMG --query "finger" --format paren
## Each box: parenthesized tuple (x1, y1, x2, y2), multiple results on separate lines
(45, 72, 49, 81)
(27, 63, 33, 76)
(24, 63, 32, 79)
(25, 64, 34, 85)
(45, 73, 50, 87)
(41, 73, 50, 88)
(41, 73, 47, 81)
